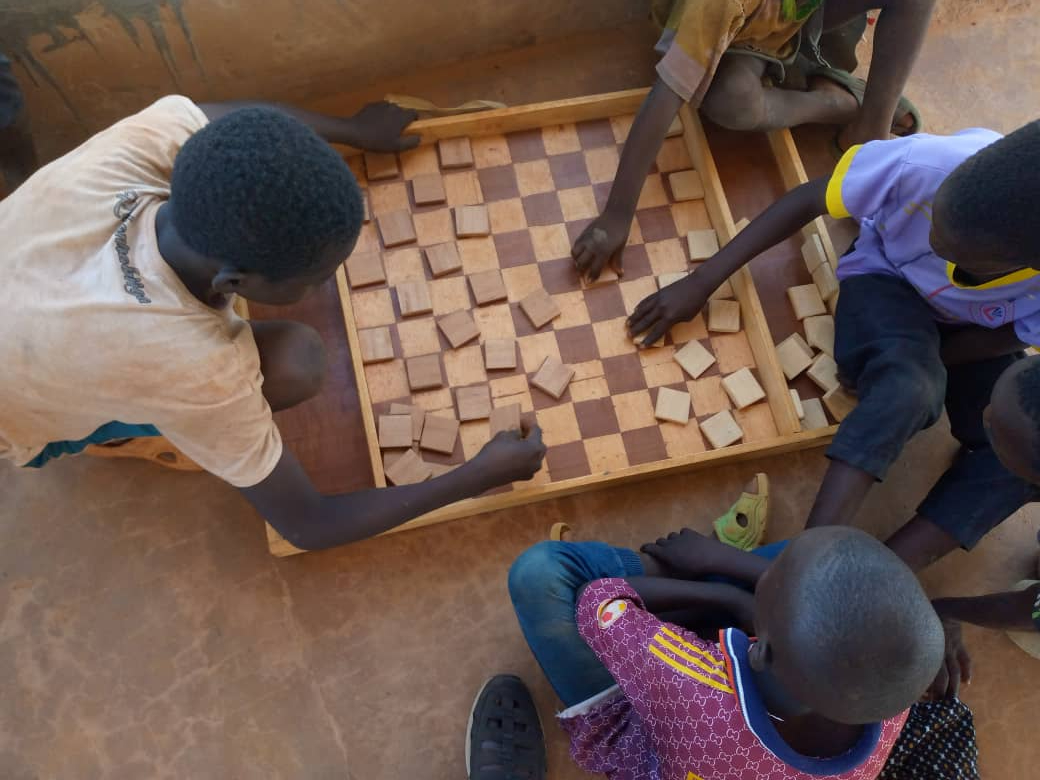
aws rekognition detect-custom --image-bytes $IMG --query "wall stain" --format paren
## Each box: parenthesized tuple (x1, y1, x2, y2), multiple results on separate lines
(0, 0, 203, 117)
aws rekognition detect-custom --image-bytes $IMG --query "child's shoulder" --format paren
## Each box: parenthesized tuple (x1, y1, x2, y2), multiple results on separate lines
(864, 128, 1003, 173)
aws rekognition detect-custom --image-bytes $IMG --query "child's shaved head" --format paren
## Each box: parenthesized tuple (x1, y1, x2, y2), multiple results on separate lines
(987, 355, 1040, 484)
(753, 527, 944, 724)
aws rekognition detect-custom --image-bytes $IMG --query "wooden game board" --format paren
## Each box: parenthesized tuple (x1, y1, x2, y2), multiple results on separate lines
(266, 89, 838, 556)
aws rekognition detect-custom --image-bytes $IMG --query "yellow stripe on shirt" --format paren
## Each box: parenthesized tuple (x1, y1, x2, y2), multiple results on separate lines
(944, 262, 1040, 290)
(825, 143, 863, 219)
(653, 635, 731, 680)
(648, 644, 735, 694)
(659, 626, 725, 667)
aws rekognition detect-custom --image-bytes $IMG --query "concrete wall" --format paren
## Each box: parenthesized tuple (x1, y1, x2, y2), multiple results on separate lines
(1, 0, 647, 157)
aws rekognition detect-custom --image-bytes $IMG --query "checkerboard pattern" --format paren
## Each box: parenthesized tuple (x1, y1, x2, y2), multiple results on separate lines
(343, 115, 780, 491)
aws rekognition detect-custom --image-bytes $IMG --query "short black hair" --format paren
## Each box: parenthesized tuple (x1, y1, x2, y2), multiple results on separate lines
(944, 120, 1040, 267)
(1014, 357, 1040, 471)
(170, 107, 362, 280)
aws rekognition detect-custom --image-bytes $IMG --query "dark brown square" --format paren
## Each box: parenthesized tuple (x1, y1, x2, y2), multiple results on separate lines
(556, 324, 599, 364)
(539, 257, 580, 295)
(549, 152, 592, 189)
(576, 119, 617, 149)
(522, 192, 565, 227)
(545, 440, 592, 481)
(573, 398, 621, 439)
(477, 165, 520, 202)
(636, 206, 678, 243)
(510, 302, 539, 338)
(584, 284, 626, 322)
(603, 353, 648, 394)
(494, 230, 538, 267)
(506, 129, 547, 163)
(621, 244, 653, 279)
(622, 426, 668, 466)
(565, 218, 594, 246)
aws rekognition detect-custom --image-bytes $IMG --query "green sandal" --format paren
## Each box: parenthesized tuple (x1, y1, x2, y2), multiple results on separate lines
(713, 473, 769, 551)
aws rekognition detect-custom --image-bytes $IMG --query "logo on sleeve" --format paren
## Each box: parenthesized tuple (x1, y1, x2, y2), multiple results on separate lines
(596, 599, 628, 629)
(978, 302, 1011, 325)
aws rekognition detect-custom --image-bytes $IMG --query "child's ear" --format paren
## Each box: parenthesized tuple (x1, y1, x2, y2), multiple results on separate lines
(212, 268, 249, 294)
(748, 639, 772, 672)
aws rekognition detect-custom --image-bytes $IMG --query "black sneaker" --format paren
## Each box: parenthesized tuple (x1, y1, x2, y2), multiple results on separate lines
(466, 675, 547, 780)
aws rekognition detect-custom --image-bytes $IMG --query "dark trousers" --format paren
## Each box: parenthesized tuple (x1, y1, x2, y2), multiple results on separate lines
(827, 273, 1038, 548)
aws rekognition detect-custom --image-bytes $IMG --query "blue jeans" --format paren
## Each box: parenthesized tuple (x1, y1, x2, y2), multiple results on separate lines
(509, 540, 786, 707)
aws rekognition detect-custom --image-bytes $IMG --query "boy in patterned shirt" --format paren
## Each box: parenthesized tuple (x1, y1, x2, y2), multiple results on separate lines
(630, 120, 1040, 570)
(488, 527, 943, 780)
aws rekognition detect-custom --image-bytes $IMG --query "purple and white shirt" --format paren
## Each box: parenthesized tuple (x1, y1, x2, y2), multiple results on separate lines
(826, 129, 1040, 344)
(559, 578, 906, 780)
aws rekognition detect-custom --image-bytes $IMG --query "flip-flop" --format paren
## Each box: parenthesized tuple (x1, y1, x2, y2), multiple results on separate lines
(713, 473, 769, 551)
(467, 675, 547, 780)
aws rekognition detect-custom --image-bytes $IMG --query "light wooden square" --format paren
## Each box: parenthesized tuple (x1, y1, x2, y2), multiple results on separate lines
(515, 159, 554, 196)
(490, 374, 529, 399)
(406, 354, 444, 391)
(659, 271, 688, 289)
(396, 279, 433, 317)
(488, 198, 528, 233)
(484, 338, 517, 370)
(390, 402, 426, 441)
(425, 242, 463, 277)
(519, 288, 561, 329)
(790, 389, 805, 420)
(359, 326, 395, 364)
(456, 385, 492, 421)
(710, 332, 756, 373)
(584, 434, 628, 473)
(473, 303, 517, 340)
(378, 414, 414, 449)
(592, 317, 637, 359)
(468, 269, 508, 305)
(823, 386, 857, 422)
(671, 200, 712, 235)
(460, 420, 491, 461)
(559, 186, 599, 222)
(637, 174, 669, 209)
(458, 236, 500, 274)
(354, 222, 381, 254)
(672, 313, 708, 344)
(584, 146, 620, 184)
(411, 173, 447, 206)
(812, 261, 840, 302)
(412, 388, 454, 414)
(674, 339, 716, 379)
(707, 299, 741, 333)
(531, 356, 575, 400)
(570, 376, 610, 402)
(535, 404, 582, 447)
(801, 398, 830, 430)
(352, 289, 396, 328)
(518, 330, 562, 373)
(345, 251, 386, 288)
(655, 386, 692, 424)
(444, 170, 483, 206)
(619, 277, 659, 315)
(472, 135, 512, 168)
(365, 359, 410, 403)
(701, 410, 744, 449)
(529, 225, 571, 262)
(643, 361, 686, 388)
(419, 414, 460, 455)
(709, 278, 735, 300)
(787, 284, 827, 320)
(611, 114, 636, 143)
(438, 137, 474, 169)
(399, 145, 440, 179)
(413, 209, 455, 246)
(661, 414, 707, 458)
(384, 449, 433, 486)
(807, 353, 840, 393)
(656, 137, 693, 173)
(444, 344, 487, 386)
(490, 403, 522, 436)
(804, 315, 835, 357)
(775, 332, 815, 380)
(669, 170, 705, 202)
(802, 234, 827, 274)
(689, 375, 731, 417)
(687, 229, 720, 260)
(365, 152, 398, 181)
(502, 265, 543, 302)
(455, 205, 491, 238)
(369, 181, 409, 215)
(383, 247, 426, 287)
(542, 123, 581, 155)
(666, 115, 684, 138)
(553, 291, 592, 329)
(377, 210, 417, 248)
(735, 402, 779, 443)
(437, 309, 481, 348)
(721, 367, 766, 410)
(430, 276, 471, 316)
(612, 390, 657, 432)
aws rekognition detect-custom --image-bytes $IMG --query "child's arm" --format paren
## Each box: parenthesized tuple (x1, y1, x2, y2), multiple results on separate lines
(629, 176, 829, 345)
(940, 324, 1027, 366)
(624, 576, 755, 633)
(199, 101, 419, 152)
(572, 80, 683, 282)
(239, 424, 545, 550)
(640, 528, 770, 586)
(934, 584, 1040, 632)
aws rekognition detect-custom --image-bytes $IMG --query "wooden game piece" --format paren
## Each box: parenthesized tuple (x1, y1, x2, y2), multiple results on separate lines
(362, 191, 371, 223)
(790, 389, 805, 420)
(658, 272, 688, 288)
(828, 292, 839, 315)
(397, 279, 433, 317)
(823, 386, 857, 422)
(454, 205, 491, 238)
(674, 339, 716, 379)
(468, 269, 508, 305)
(707, 299, 740, 333)
(665, 116, 684, 138)
(812, 261, 840, 303)
(734, 217, 751, 233)
(701, 410, 744, 449)
(519, 288, 561, 329)
(687, 229, 720, 260)
(345, 251, 386, 288)
(365, 152, 398, 181)
(655, 386, 691, 424)
(801, 398, 830, 430)
(775, 332, 814, 380)
(721, 367, 766, 410)
(384, 448, 433, 485)
(489, 403, 522, 436)
(787, 284, 827, 320)
(426, 461, 457, 478)
(456, 385, 492, 421)
(709, 279, 735, 300)
(411, 173, 447, 206)
(531, 356, 575, 400)
(801, 234, 827, 274)
(437, 309, 481, 348)
(807, 353, 840, 393)
(668, 170, 705, 202)
(425, 242, 463, 277)
(580, 266, 620, 288)
(438, 137, 474, 169)
(358, 326, 395, 364)
(406, 354, 444, 391)
(804, 315, 835, 357)
(419, 414, 460, 455)
(484, 338, 517, 370)
(378, 210, 417, 247)
(378, 414, 414, 449)
(390, 402, 426, 441)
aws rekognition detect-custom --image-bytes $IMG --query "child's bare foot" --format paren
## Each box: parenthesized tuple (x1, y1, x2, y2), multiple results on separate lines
(571, 211, 629, 282)
(808, 75, 861, 119)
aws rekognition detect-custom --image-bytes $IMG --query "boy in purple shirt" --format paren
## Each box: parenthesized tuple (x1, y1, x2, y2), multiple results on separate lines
(629, 120, 1040, 570)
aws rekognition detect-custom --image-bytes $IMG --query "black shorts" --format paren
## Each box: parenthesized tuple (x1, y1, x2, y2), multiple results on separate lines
(0, 53, 25, 128)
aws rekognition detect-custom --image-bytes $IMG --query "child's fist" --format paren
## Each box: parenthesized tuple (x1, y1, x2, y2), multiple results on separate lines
(474, 422, 546, 488)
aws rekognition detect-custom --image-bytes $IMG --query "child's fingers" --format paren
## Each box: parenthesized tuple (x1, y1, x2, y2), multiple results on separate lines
(640, 321, 670, 348)
(629, 293, 658, 324)
(958, 648, 973, 683)
(397, 134, 422, 151)
(627, 308, 658, 338)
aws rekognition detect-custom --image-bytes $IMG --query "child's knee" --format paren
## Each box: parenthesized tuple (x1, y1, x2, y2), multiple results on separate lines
(508, 541, 568, 604)
(253, 321, 328, 409)
(869, 358, 946, 428)
(702, 69, 766, 131)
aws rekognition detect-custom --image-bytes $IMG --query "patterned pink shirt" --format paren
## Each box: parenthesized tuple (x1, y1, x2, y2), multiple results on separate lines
(558, 578, 907, 780)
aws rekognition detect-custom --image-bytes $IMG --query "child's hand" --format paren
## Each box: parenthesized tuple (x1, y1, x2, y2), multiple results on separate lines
(572, 213, 629, 282)
(345, 102, 421, 152)
(926, 619, 973, 701)
(640, 528, 738, 580)
(473, 422, 546, 488)
(627, 273, 712, 347)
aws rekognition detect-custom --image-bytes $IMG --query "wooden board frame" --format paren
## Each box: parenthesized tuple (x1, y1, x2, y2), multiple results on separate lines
(266, 91, 834, 556)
